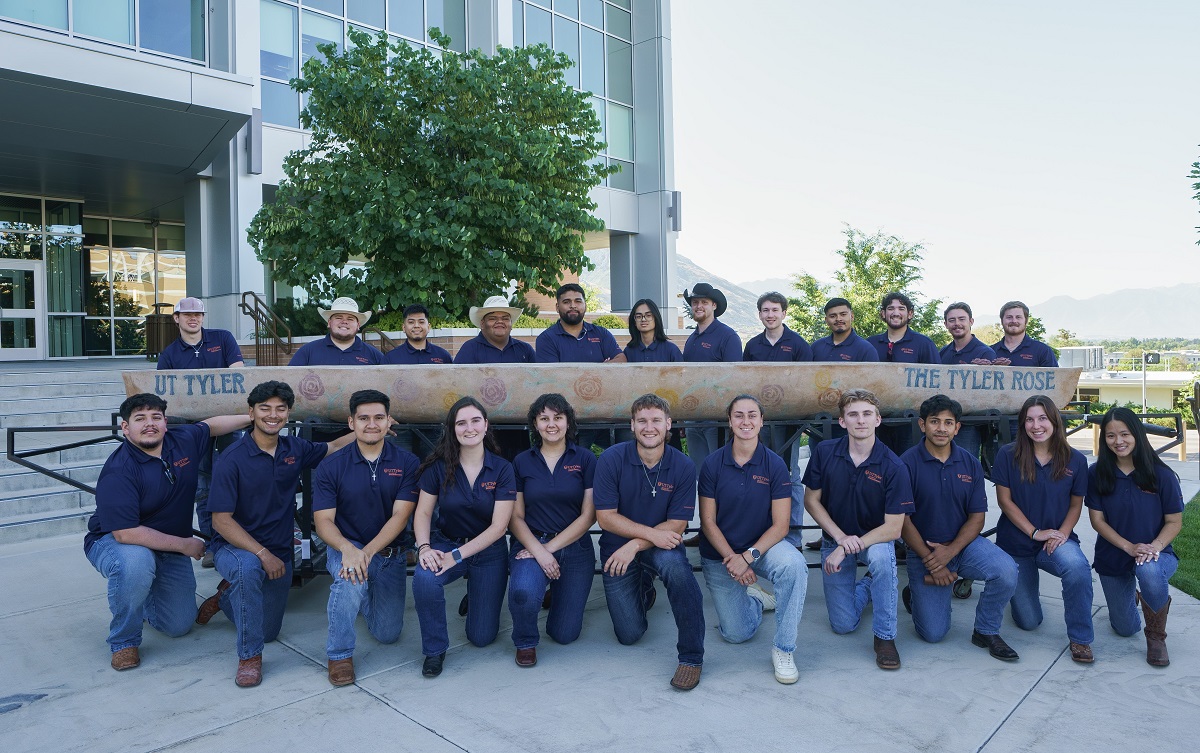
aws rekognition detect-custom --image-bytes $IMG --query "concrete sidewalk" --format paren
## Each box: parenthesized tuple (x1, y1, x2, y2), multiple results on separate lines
(3, 477, 1197, 753)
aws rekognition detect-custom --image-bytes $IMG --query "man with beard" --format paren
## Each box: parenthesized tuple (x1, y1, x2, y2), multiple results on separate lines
(196, 380, 353, 687)
(810, 298, 878, 363)
(383, 304, 452, 365)
(84, 394, 249, 671)
(866, 292, 938, 455)
(534, 283, 625, 364)
(594, 394, 705, 690)
(681, 282, 742, 467)
(313, 390, 421, 686)
(288, 297, 384, 366)
(990, 300, 1058, 367)
(899, 395, 1019, 661)
(938, 302, 999, 459)
(453, 296, 536, 364)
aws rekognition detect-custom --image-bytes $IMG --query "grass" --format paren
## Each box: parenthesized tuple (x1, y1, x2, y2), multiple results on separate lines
(1169, 491, 1200, 599)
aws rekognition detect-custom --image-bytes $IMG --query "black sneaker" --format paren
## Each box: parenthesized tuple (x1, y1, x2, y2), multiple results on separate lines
(422, 653, 446, 677)
(902, 585, 913, 615)
(458, 594, 469, 617)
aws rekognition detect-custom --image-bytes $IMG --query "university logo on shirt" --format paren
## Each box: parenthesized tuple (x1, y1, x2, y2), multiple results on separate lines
(284, 456, 296, 465)
(839, 353, 853, 361)
(563, 464, 583, 473)
(900, 346, 914, 355)
(751, 474, 771, 486)
(355, 356, 370, 364)
(701, 342, 712, 349)
(863, 469, 883, 484)
(173, 457, 191, 469)
(956, 473, 973, 484)
(383, 467, 404, 477)
(481, 481, 497, 490)
(657, 481, 675, 493)
(206, 345, 222, 353)
(780, 345, 793, 352)
(587, 336, 601, 344)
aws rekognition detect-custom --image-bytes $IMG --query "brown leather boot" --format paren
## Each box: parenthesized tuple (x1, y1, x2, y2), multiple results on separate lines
(1138, 592, 1170, 667)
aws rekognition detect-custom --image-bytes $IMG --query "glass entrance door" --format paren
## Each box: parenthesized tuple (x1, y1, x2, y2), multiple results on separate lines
(0, 260, 45, 360)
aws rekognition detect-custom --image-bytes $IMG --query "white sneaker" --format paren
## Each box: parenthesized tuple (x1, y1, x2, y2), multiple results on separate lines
(746, 583, 776, 612)
(772, 647, 798, 684)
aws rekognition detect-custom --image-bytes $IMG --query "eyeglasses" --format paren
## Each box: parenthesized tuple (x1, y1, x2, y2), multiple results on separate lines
(161, 459, 175, 485)
(886, 342, 895, 361)
(633, 313, 655, 321)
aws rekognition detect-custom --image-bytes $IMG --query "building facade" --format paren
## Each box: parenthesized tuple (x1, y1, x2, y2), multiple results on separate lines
(0, 0, 678, 361)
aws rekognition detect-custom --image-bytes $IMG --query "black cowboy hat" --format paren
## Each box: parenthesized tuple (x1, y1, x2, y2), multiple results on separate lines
(683, 282, 728, 318)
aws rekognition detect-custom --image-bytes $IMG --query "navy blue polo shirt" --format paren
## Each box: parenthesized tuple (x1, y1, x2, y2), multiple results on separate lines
(683, 318, 743, 362)
(801, 437, 913, 538)
(289, 335, 385, 366)
(697, 443, 790, 560)
(811, 330, 880, 362)
(535, 321, 621, 363)
(453, 333, 536, 364)
(867, 329, 939, 364)
(209, 433, 328, 558)
(313, 442, 421, 547)
(900, 441, 987, 544)
(383, 340, 452, 365)
(84, 422, 211, 555)
(511, 442, 596, 535)
(939, 336, 998, 365)
(1086, 464, 1184, 577)
(157, 328, 243, 370)
(418, 452, 517, 540)
(593, 442, 697, 561)
(991, 335, 1059, 367)
(624, 339, 683, 363)
(992, 443, 1087, 558)
(742, 327, 813, 362)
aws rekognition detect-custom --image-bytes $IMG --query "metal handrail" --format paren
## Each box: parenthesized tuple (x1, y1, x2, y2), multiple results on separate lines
(361, 325, 399, 354)
(238, 290, 294, 366)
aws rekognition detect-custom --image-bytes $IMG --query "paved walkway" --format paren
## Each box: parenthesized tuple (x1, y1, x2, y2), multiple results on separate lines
(2, 448, 1197, 753)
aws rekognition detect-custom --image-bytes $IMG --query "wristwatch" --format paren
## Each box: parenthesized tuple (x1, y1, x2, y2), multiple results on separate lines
(451, 548, 463, 563)
(748, 547, 761, 563)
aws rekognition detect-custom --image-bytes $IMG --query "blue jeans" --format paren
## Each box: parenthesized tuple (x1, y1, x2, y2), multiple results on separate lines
(85, 534, 197, 652)
(686, 427, 720, 470)
(1098, 552, 1178, 636)
(325, 542, 407, 660)
(212, 544, 293, 660)
(508, 535, 596, 650)
(701, 542, 807, 653)
(820, 539, 899, 640)
(1009, 539, 1095, 645)
(785, 464, 806, 547)
(412, 532, 508, 657)
(906, 536, 1018, 641)
(602, 546, 705, 665)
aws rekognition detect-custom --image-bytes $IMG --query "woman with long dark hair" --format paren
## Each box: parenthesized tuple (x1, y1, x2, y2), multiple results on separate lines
(993, 395, 1095, 662)
(1086, 407, 1183, 666)
(506, 393, 597, 667)
(412, 397, 516, 678)
(624, 298, 682, 362)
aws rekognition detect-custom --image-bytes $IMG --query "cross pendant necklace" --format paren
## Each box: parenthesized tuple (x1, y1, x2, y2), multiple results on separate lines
(641, 462, 661, 497)
(366, 456, 381, 482)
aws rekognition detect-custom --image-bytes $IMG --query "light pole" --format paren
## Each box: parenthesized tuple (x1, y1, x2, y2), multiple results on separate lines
(1142, 352, 1161, 413)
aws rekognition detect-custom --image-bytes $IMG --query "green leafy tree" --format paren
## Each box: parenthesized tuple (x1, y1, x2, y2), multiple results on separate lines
(1050, 328, 1081, 348)
(786, 226, 947, 346)
(248, 29, 612, 321)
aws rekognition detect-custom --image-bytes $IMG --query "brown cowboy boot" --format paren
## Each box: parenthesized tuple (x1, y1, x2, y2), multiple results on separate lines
(1138, 591, 1170, 667)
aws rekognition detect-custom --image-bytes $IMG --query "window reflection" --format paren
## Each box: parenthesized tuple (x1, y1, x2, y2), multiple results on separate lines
(140, 0, 206, 60)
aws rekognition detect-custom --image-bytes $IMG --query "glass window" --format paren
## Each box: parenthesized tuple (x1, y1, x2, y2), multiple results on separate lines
(45, 201, 82, 235)
(302, 10, 344, 66)
(47, 316, 84, 358)
(589, 95, 605, 142)
(157, 254, 187, 309)
(608, 0, 630, 9)
(140, 0, 206, 61)
(428, 0, 466, 52)
(580, 26, 603, 95)
(261, 0, 299, 78)
(388, 0, 422, 39)
(86, 247, 111, 316)
(83, 319, 111, 356)
(0, 0, 67, 29)
(114, 319, 144, 355)
(525, 4, 550, 48)
(156, 224, 186, 253)
(554, 16, 579, 89)
(0, 232, 42, 260)
(83, 217, 109, 247)
(605, 101, 632, 160)
(74, 0, 134, 45)
(45, 235, 84, 312)
(579, 0, 602, 28)
(262, 79, 301, 127)
(0, 269, 35, 309)
(605, 3, 630, 39)
(347, 0, 384, 27)
(606, 36, 632, 104)
(510, 0, 522, 47)
(609, 158, 634, 191)
(302, 0, 343, 13)
(526, 0, 549, 7)
(111, 220, 153, 251)
(0, 195, 41, 232)
(0, 318, 37, 350)
(109, 248, 155, 316)
(553, 0, 578, 19)
(588, 154, 606, 186)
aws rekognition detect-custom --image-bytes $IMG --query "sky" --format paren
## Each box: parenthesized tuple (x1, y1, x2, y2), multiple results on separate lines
(669, 1, 1200, 320)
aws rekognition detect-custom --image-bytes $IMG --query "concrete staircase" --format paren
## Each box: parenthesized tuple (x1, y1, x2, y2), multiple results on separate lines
(0, 359, 152, 544)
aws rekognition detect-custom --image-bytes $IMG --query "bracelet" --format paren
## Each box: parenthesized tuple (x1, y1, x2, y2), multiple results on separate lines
(254, 547, 266, 557)
(417, 543, 430, 552)
(1030, 528, 1039, 540)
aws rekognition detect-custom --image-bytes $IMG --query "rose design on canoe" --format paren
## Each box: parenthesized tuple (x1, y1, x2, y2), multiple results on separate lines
(654, 388, 680, 409)
(818, 387, 842, 411)
(298, 372, 325, 401)
(443, 392, 461, 410)
(760, 384, 784, 407)
(391, 377, 419, 403)
(680, 395, 700, 412)
(479, 377, 508, 407)
(573, 375, 603, 401)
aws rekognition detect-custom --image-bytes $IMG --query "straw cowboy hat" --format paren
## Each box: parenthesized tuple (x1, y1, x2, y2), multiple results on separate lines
(318, 297, 372, 327)
(683, 282, 728, 317)
(469, 296, 523, 328)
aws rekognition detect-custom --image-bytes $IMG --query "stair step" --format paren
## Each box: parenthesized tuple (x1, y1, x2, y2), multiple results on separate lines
(0, 382, 126, 399)
(2, 410, 120, 428)
(0, 509, 93, 545)
(0, 462, 103, 493)
(0, 487, 91, 516)
(0, 394, 122, 417)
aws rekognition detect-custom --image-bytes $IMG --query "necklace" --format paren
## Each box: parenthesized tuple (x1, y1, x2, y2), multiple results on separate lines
(641, 462, 662, 497)
(365, 455, 381, 482)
